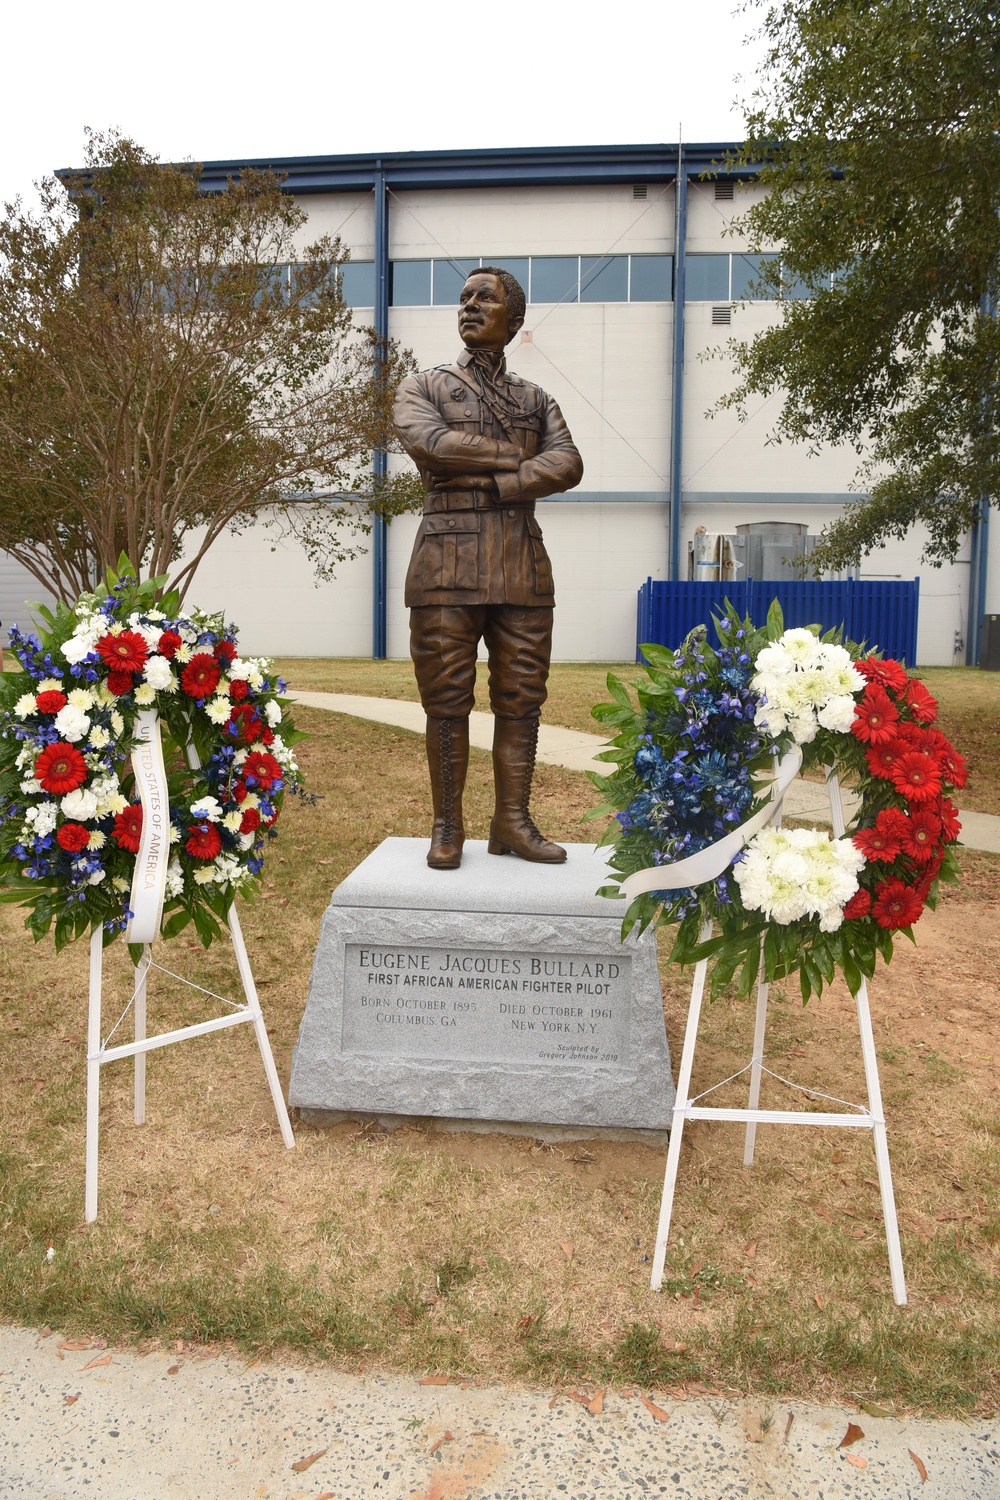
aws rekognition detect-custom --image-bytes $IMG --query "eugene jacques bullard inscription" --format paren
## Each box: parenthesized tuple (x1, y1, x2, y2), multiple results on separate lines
(342, 944, 631, 1066)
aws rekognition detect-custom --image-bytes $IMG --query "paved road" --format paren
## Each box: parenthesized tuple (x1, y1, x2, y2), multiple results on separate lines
(1, 1325, 996, 1499)
(289, 693, 1000, 854)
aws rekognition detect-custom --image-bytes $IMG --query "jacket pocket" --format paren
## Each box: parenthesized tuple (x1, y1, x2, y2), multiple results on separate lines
(421, 512, 481, 590)
(525, 515, 553, 595)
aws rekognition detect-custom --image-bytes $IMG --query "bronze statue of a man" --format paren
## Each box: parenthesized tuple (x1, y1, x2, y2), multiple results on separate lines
(393, 266, 583, 870)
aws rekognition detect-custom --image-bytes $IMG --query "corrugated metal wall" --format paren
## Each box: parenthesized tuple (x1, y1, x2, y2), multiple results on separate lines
(636, 578, 920, 664)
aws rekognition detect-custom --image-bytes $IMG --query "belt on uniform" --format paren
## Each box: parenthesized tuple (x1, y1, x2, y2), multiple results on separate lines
(423, 490, 534, 514)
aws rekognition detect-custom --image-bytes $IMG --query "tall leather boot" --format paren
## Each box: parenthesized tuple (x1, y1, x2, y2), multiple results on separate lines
(488, 716, 566, 863)
(426, 716, 469, 869)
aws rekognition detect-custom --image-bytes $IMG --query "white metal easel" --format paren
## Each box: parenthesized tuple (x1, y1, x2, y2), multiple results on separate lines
(634, 766, 907, 1304)
(83, 718, 294, 1222)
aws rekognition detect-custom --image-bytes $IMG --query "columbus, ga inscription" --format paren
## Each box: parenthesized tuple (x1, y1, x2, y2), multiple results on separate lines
(341, 943, 632, 1067)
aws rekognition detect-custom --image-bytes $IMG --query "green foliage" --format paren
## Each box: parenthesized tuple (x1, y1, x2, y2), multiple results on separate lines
(0, 131, 422, 603)
(723, 0, 1000, 567)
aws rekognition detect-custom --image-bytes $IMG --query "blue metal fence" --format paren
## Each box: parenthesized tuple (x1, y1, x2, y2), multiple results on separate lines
(636, 578, 920, 664)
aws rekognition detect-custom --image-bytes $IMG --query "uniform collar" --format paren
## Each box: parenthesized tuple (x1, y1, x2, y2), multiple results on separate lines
(458, 346, 507, 377)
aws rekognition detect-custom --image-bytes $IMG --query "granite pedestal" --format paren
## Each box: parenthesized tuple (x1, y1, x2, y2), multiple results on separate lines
(288, 839, 674, 1141)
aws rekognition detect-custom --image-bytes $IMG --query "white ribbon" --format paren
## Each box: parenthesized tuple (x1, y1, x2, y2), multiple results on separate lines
(618, 745, 803, 901)
(125, 709, 171, 945)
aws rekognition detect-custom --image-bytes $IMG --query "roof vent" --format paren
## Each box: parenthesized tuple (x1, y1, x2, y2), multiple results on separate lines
(714, 181, 735, 201)
(632, 184, 648, 200)
(712, 304, 732, 325)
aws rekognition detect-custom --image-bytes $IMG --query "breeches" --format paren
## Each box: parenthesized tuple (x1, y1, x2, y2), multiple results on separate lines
(410, 605, 554, 721)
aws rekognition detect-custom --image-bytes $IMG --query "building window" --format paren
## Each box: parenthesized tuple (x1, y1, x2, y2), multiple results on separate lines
(386, 253, 677, 306)
(390, 260, 432, 306)
(580, 254, 629, 302)
(629, 254, 673, 302)
(685, 254, 731, 301)
(529, 256, 580, 304)
(339, 260, 375, 307)
(731, 252, 779, 301)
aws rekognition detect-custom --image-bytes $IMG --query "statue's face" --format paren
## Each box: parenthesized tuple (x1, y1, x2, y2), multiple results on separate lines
(458, 273, 510, 350)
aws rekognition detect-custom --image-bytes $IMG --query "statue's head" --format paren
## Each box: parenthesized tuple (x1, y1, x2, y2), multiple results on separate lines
(458, 266, 526, 350)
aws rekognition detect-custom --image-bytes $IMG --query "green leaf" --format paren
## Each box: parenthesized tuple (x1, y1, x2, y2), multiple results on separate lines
(765, 597, 785, 640)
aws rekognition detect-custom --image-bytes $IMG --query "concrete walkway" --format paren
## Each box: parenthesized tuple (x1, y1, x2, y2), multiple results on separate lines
(2, 1325, 995, 1500)
(290, 692, 1000, 854)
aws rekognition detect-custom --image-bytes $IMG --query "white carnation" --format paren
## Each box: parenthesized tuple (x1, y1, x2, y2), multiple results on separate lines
(817, 695, 858, 733)
(61, 788, 99, 821)
(190, 796, 222, 822)
(87, 868, 106, 886)
(61, 630, 99, 665)
(54, 704, 91, 742)
(265, 700, 282, 727)
(143, 655, 176, 691)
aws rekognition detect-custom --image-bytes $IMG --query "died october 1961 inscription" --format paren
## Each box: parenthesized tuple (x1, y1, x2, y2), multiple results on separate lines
(342, 943, 631, 1067)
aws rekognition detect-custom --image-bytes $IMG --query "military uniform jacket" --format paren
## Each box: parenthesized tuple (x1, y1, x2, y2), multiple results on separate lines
(394, 350, 583, 608)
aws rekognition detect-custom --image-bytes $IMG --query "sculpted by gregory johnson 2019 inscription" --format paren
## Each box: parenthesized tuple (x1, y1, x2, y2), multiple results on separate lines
(341, 944, 631, 1067)
(393, 266, 583, 872)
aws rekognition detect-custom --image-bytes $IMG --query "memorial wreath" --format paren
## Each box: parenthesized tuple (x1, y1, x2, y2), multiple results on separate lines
(589, 601, 966, 1002)
(0, 564, 306, 950)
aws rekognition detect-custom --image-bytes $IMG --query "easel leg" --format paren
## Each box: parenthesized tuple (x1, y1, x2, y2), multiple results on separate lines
(85, 927, 103, 1224)
(227, 906, 295, 1150)
(650, 930, 712, 1291)
(743, 970, 769, 1168)
(134, 946, 148, 1127)
(855, 978, 907, 1305)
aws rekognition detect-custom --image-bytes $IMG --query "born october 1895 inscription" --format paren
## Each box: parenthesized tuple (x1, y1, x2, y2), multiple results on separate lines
(288, 839, 674, 1139)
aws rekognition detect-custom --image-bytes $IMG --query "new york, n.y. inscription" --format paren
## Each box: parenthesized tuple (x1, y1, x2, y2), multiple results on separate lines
(341, 943, 631, 1067)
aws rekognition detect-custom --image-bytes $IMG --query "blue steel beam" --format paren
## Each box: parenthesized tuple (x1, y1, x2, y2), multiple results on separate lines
(371, 166, 389, 660)
(669, 158, 688, 581)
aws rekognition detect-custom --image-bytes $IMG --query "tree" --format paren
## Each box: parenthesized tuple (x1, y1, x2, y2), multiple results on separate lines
(0, 131, 420, 603)
(722, 0, 1000, 570)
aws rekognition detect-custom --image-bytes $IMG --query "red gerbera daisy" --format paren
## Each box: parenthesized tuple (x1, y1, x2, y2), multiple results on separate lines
(107, 671, 134, 697)
(157, 630, 182, 658)
(242, 750, 282, 789)
(890, 750, 942, 804)
(899, 807, 941, 864)
(853, 822, 902, 862)
(239, 807, 261, 834)
(894, 721, 929, 748)
(214, 639, 238, 665)
(865, 739, 905, 780)
(185, 823, 222, 860)
(96, 630, 148, 674)
(180, 653, 222, 699)
(852, 687, 899, 745)
(842, 887, 872, 920)
(854, 657, 908, 694)
(113, 804, 144, 853)
(872, 878, 924, 930)
(935, 796, 962, 843)
(874, 807, 909, 840)
(35, 741, 87, 794)
(57, 822, 91, 853)
(903, 679, 938, 723)
(227, 703, 262, 745)
(936, 743, 968, 789)
(228, 678, 249, 702)
(35, 690, 68, 714)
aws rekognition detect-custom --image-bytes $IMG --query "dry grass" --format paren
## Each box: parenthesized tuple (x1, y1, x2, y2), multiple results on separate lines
(1, 707, 998, 1413)
(273, 659, 1000, 816)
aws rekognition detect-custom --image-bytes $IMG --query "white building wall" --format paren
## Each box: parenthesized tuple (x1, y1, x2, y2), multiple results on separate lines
(4, 175, 979, 669)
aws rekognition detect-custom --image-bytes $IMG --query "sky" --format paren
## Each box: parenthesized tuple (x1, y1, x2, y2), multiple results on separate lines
(3, 0, 766, 209)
